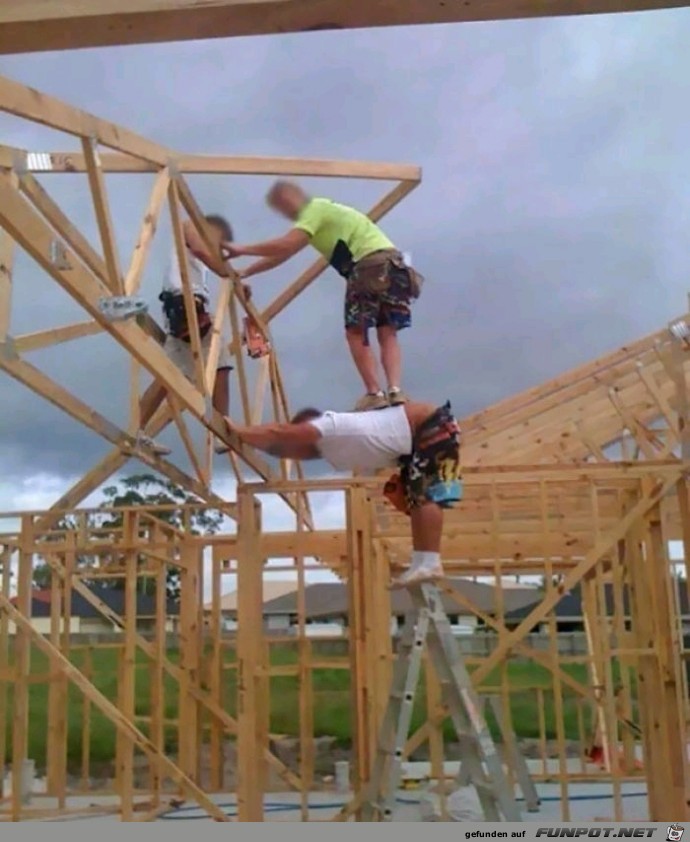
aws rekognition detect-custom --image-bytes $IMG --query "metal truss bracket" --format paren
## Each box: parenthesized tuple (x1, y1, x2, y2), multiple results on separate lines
(166, 157, 180, 178)
(87, 134, 102, 167)
(49, 239, 72, 270)
(98, 296, 148, 322)
(669, 319, 690, 347)
(0, 337, 18, 362)
(203, 395, 215, 423)
(11, 150, 28, 177)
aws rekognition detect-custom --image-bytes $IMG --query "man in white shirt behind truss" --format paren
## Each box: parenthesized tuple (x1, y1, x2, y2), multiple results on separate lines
(137, 213, 237, 456)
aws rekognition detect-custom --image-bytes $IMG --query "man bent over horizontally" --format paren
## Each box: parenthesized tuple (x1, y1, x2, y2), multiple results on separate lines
(225, 399, 462, 587)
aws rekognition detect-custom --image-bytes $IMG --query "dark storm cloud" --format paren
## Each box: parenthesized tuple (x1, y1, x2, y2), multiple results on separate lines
(2, 10, 690, 483)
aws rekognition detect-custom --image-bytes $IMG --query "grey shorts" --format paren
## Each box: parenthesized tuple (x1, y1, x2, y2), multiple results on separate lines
(163, 331, 232, 381)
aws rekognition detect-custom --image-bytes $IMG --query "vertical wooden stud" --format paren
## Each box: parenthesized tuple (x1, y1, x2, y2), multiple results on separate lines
(236, 489, 265, 821)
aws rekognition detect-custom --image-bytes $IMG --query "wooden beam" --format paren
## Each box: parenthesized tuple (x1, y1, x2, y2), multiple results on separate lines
(0, 352, 231, 509)
(0, 591, 231, 821)
(0, 75, 171, 164)
(470, 473, 680, 686)
(81, 136, 124, 293)
(0, 0, 684, 54)
(235, 491, 265, 821)
(463, 322, 690, 436)
(22, 151, 421, 182)
(607, 388, 659, 459)
(0, 174, 271, 476)
(124, 168, 170, 295)
(0, 213, 15, 343)
(168, 178, 207, 394)
(167, 395, 207, 485)
(14, 320, 103, 353)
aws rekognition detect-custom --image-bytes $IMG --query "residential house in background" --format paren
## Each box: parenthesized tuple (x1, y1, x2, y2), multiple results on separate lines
(8, 584, 179, 635)
(260, 579, 542, 638)
(203, 580, 297, 632)
(503, 581, 690, 632)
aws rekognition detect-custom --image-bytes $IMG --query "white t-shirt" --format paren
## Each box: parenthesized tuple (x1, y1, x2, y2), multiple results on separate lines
(162, 245, 209, 300)
(308, 405, 412, 472)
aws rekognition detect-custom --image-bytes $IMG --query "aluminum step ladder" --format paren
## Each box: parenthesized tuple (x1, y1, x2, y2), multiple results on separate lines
(362, 582, 523, 822)
(478, 694, 540, 812)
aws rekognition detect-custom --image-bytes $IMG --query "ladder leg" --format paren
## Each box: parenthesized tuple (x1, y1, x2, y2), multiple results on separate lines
(486, 695, 540, 812)
(415, 583, 523, 821)
(362, 609, 429, 821)
(363, 583, 526, 823)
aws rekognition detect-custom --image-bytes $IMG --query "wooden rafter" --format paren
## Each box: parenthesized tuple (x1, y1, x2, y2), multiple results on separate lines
(0, 72, 419, 532)
(0, 591, 232, 821)
(4, 69, 690, 824)
(0, 0, 685, 55)
(124, 167, 170, 296)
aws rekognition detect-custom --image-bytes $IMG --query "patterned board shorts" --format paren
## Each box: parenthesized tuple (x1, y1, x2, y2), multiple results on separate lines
(344, 260, 412, 334)
(399, 402, 462, 511)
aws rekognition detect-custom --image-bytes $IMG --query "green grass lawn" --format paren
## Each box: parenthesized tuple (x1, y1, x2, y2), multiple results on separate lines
(0, 642, 598, 772)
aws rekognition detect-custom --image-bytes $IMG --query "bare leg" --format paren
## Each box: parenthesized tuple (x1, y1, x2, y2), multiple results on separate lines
(139, 381, 167, 429)
(377, 324, 402, 391)
(390, 502, 444, 588)
(136, 380, 171, 455)
(213, 368, 231, 454)
(410, 502, 443, 552)
(213, 367, 230, 416)
(345, 327, 381, 394)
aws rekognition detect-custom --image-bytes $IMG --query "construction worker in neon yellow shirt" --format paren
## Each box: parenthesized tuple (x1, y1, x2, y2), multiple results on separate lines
(223, 181, 421, 412)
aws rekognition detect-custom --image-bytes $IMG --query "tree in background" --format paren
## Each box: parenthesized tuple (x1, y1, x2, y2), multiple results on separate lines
(34, 474, 224, 602)
(100, 474, 224, 601)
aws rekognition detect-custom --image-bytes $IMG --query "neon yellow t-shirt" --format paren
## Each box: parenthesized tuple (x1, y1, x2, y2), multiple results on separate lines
(294, 198, 395, 263)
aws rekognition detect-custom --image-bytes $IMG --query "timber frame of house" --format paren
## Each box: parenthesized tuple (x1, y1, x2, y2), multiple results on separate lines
(2, 14, 690, 818)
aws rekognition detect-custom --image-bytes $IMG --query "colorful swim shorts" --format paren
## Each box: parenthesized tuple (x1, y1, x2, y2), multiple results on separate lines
(399, 401, 462, 510)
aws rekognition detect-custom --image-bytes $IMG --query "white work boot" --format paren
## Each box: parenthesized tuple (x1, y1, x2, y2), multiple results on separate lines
(389, 556, 444, 590)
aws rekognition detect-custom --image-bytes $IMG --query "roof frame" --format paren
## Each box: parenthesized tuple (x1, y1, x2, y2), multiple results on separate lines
(0, 0, 685, 55)
(0, 73, 421, 520)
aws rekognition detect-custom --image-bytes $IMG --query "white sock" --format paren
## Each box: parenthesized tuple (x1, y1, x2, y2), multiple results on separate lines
(410, 551, 441, 571)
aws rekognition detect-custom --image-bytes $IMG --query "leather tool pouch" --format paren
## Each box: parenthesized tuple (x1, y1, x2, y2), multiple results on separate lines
(349, 250, 424, 299)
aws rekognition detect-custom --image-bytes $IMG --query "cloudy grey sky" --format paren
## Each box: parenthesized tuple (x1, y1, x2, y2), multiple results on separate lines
(2, 9, 690, 525)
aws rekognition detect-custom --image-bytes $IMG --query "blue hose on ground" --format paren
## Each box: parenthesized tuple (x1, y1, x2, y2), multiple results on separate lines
(158, 790, 649, 820)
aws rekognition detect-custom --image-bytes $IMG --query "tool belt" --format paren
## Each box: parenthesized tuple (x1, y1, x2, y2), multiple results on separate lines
(159, 290, 212, 342)
(348, 249, 423, 299)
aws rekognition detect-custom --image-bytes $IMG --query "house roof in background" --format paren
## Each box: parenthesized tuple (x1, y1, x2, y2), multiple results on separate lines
(261, 579, 540, 621)
(503, 582, 690, 622)
(204, 579, 297, 612)
(11, 585, 180, 618)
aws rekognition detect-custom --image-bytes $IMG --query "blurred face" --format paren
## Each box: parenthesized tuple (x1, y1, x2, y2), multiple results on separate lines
(208, 222, 230, 246)
(268, 186, 306, 221)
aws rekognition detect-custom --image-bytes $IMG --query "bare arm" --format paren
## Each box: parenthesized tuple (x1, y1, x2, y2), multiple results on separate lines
(228, 419, 321, 459)
(228, 229, 309, 262)
(241, 254, 287, 280)
(183, 219, 230, 277)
